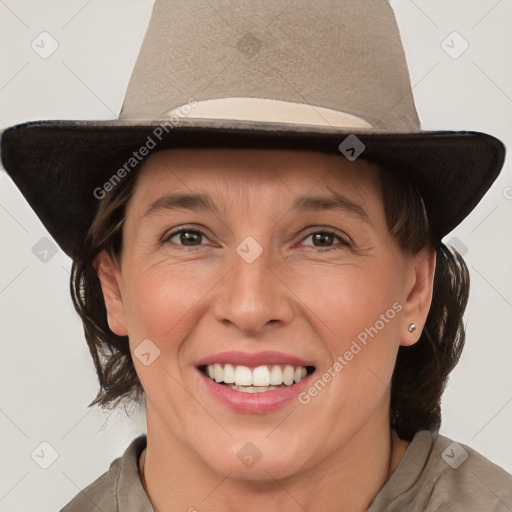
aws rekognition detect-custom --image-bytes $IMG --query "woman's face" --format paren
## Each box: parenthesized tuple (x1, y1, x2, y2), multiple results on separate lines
(98, 148, 434, 479)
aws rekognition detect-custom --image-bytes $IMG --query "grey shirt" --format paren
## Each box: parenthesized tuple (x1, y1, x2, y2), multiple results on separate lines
(60, 430, 512, 511)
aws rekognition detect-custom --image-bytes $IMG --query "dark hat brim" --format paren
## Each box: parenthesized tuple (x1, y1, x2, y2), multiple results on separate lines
(0, 119, 506, 259)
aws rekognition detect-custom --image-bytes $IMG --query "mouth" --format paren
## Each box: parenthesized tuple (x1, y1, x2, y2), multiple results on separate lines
(198, 363, 316, 393)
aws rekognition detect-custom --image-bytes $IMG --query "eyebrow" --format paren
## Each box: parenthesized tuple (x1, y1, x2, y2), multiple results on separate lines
(292, 193, 372, 225)
(142, 191, 372, 226)
(143, 192, 221, 218)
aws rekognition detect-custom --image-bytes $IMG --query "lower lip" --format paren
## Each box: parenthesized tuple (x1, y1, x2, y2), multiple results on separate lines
(198, 369, 313, 414)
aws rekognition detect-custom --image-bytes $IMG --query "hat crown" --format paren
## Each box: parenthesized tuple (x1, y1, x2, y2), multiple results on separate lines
(120, 0, 421, 132)
(4, 0, 504, 262)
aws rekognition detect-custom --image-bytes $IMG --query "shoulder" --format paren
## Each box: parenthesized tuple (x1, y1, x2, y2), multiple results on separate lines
(426, 432, 512, 511)
(59, 435, 149, 512)
(370, 430, 512, 512)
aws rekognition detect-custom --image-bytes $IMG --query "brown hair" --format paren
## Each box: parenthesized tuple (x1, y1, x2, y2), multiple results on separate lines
(380, 166, 468, 440)
(70, 153, 469, 441)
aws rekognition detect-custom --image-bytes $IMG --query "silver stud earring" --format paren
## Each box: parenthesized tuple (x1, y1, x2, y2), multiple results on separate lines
(408, 323, 417, 333)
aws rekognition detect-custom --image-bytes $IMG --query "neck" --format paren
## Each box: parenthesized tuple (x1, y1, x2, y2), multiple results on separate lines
(139, 406, 408, 512)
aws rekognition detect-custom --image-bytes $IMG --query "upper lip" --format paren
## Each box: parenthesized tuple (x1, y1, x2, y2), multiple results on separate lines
(196, 350, 315, 368)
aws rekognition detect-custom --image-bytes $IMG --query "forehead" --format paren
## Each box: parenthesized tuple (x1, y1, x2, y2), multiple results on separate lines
(131, 148, 383, 201)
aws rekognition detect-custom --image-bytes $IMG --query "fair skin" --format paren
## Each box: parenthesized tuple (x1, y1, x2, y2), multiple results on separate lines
(95, 148, 435, 512)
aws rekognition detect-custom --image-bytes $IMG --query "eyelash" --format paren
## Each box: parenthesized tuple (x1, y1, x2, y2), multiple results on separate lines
(161, 227, 350, 252)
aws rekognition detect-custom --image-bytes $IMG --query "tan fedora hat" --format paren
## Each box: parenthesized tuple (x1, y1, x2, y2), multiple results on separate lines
(0, 0, 505, 258)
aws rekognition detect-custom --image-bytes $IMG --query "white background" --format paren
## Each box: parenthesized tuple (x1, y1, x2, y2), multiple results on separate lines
(0, 1, 511, 510)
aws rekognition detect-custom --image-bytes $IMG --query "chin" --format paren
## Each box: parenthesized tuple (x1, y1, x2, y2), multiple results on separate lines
(199, 442, 308, 482)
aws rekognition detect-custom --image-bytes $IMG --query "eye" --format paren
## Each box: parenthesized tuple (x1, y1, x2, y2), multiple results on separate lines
(162, 228, 210, 247)
(161, 227, 349, 251)
(300, 230, 349, 252)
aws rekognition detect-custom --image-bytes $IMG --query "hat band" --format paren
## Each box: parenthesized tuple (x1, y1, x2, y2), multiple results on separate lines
(162, 97, 373, 129)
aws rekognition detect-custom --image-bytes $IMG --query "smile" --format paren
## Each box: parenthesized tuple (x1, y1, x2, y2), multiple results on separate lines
(200, 363, 315, 393)
(195, 350, 317, 413)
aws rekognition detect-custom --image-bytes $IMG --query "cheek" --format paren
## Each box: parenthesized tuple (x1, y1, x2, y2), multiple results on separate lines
(286, 259, 403, 442)
(120, 264, 214, 406)
(121, 261, 219, 350)
(293, 256, 403, 397)
(294, 257, 403, 341)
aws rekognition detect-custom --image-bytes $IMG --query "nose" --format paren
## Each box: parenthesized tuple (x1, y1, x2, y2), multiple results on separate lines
(214, 245, 294, 335)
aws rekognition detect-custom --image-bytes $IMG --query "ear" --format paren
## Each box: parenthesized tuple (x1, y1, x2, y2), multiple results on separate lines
(93, 251, 128, 337)
(400, 247, 436, 347)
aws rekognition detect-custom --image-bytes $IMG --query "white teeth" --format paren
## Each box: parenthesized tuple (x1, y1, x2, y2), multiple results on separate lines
(227, 384, 281, 393)
(269, 365, 283, 385)
(214, 363, 223, 383)
(294, 366, 306, 382)
(203, 363, 310, 387)
(252, 365, 270, 386)
(234, 365, 253, 386)
(223, 363, 235, 383)
(283, 365, 294, 386)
